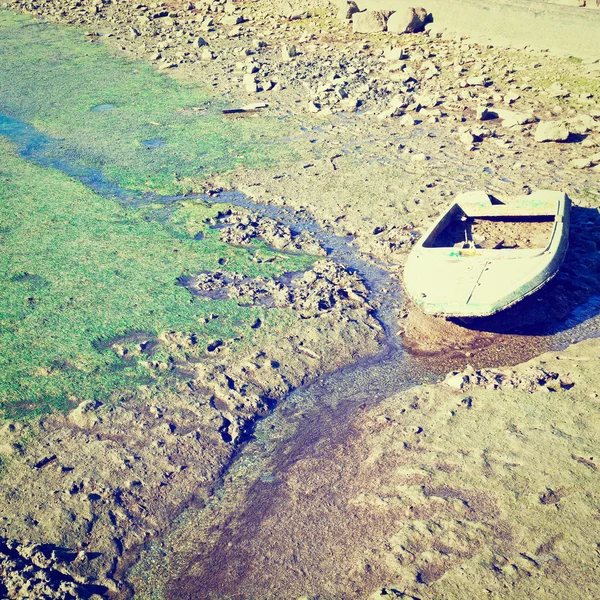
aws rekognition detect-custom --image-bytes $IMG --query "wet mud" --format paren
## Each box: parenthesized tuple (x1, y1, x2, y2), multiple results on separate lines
(148, 332, 600, 600)
(132, 200, 600, 599)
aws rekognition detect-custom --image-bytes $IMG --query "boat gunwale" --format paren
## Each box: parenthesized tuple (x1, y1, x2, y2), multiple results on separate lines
(418, 195, 567, 257)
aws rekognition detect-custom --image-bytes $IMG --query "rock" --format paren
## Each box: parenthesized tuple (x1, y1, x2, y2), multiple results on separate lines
(570, 113, 598, 134)
(335, 86, 348, 99)
(201, 47, 215, 61)
(337, 0, 359, 20)
(495, 109, 535, 128)
(383, 46, 404, 61)
(411, 152, 428, 161)
(445, 372, 467, 389)
(352, 10, 387, 33)
(387, 7, 428, 34)
(465, 75, 488, 87)
(243, 73, 258, 93)
(470, 126, 492, 139)
(389, 94, 408, 109)
(278, 0, 306, 19)
(476, 106, 493, 121)
(400, 114, 416, 126)
(460, 132, 476, 145)
(534, 121, 570, 142)
(342, 97, 359, 111)
(570, 158, 593, 169)
(423, 67, 438, 81)
(282, 44, 298, 61)
(198, 17, 214, 32)
(377, 108, 398, 120)
(413, 93, 437, 108)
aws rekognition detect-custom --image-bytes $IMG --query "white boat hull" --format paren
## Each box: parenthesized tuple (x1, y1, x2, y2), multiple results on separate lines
(403, 190, 570, 318)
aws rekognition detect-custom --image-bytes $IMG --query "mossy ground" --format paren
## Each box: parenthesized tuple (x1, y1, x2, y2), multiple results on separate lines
(0, 136, 313, 421)
(0, 10, 298, 195)
(0, 10, 322, 422)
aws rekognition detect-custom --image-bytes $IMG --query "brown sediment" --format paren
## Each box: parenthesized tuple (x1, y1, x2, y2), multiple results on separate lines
(432, 216, 555, 249)
(159, 339, 600, 600)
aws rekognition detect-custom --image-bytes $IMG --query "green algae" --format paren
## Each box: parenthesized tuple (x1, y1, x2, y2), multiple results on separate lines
(0, 138, 314, 420)
(0, 10, 319, 421)
(0, 9, 297, 195)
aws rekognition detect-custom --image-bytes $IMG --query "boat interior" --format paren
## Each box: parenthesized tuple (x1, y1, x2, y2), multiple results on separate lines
(425, 201, 558, 251)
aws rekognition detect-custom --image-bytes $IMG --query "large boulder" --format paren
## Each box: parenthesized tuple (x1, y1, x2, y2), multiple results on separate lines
(494, 108, 535, 128)
(387, 7, 428, 34)
(352, 9, 387, 33)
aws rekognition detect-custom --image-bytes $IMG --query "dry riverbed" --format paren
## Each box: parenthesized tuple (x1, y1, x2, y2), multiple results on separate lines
(1, 0, 600, 598)
(148, 338, 600, 600)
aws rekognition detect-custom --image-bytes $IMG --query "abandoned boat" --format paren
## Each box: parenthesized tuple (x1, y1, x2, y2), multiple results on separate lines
(403, 190, 571, 317)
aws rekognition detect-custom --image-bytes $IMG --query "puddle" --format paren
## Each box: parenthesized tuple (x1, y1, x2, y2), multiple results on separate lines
(90, 103, 115, 112)
(141, 137, 166, 149)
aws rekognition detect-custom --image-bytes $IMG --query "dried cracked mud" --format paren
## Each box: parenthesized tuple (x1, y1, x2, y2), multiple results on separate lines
(1, 0, 600, 598)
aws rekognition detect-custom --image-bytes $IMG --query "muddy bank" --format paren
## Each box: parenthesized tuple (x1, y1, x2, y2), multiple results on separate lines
(0, 117, 384, 596)
(146, 338, 600, 600)
(0, 242, 383, 597)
